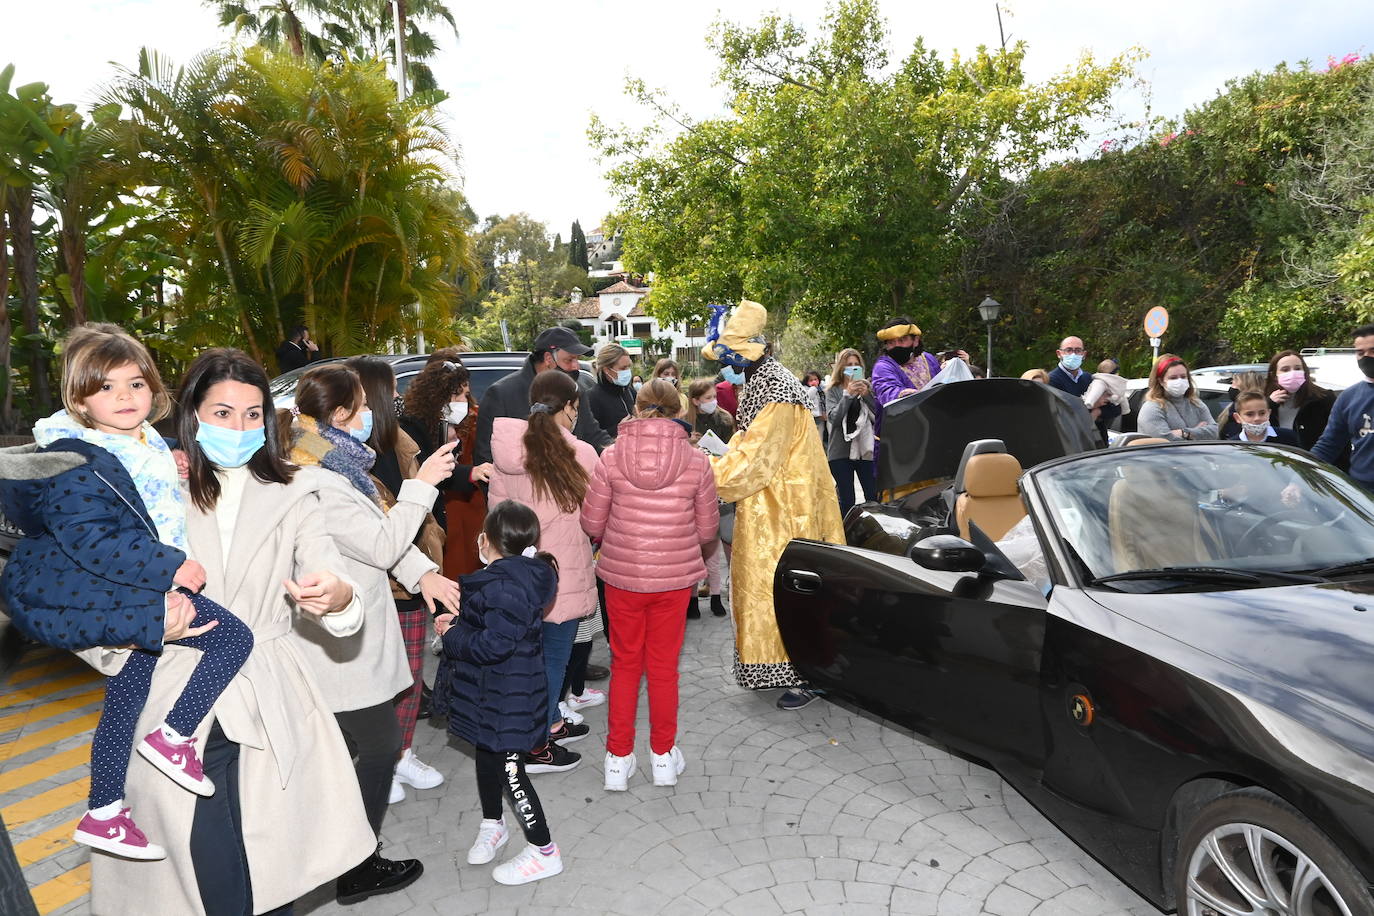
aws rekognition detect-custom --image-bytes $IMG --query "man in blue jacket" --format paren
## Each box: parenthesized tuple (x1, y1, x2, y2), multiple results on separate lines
(1047, 336, 1093, 397)
(1311, 324, 1374, 491)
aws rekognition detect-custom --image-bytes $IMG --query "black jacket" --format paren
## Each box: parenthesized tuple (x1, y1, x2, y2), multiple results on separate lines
(473, 358, 613, 466)
(439, 555, 558, 752)
(275, 339, 313, 373)
(586, 375, 636, 442)
(0, 440, 185, 651)
(1219, 390, 1335, 451)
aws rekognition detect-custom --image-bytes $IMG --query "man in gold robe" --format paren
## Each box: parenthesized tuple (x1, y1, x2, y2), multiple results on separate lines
(703, 301, 844, 709)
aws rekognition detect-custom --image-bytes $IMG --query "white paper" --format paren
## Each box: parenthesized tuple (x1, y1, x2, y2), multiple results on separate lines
(920, 358, 975, 391)
(698, 429, 730, 456)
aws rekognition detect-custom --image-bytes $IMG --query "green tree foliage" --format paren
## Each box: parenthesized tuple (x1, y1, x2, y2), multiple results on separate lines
(101, 47, 475, 363)
(460, 214, 588, 350)
(569, 220, 588, 271)
(592, 0, 1136, 349)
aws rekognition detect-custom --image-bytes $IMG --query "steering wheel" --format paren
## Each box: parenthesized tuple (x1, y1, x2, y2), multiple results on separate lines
(1233, 507, 1309, 557)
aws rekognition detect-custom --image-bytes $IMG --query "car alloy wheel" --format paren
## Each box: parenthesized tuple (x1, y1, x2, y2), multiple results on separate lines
(1178, 789, 1372, 916)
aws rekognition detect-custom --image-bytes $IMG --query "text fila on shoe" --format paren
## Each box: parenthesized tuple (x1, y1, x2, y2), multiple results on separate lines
(604, 752, 637, 791)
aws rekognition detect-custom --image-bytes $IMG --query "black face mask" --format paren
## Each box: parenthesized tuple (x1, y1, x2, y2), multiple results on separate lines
(562, 367, 581, 382)
(887, 345, 913, 365)
(1360, 356, 1374, 380)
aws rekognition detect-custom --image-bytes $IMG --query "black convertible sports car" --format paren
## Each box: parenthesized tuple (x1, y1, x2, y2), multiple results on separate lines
(775, 378, 1374, 915)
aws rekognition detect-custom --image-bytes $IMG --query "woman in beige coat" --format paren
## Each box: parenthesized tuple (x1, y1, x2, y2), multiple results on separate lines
(282, 363, 462, 905)
(80, 349, 375, 916)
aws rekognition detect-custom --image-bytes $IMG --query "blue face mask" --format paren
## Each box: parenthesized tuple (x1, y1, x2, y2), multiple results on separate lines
(196, 422, 266, 468)
(843, 365, 864, 380)
(614, 368, 632, 387)
(349, 409, 374, 442)
(721, 366, 745, 385)
(1060, 353, 1084, 371)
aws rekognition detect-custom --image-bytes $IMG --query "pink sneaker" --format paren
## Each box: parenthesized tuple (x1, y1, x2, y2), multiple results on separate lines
(73, 808, 166, 860)
(137, 729, 215, 796)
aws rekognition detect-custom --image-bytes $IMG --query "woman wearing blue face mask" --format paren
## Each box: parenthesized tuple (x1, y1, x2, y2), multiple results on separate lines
(824, 349, 879, 516)
(279, 364, 464, 904)
(586, 343, 637, 443)
(77, 348, 374, 916)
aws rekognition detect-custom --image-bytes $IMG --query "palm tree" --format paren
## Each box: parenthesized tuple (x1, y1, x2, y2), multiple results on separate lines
(205, 1, 337, 59)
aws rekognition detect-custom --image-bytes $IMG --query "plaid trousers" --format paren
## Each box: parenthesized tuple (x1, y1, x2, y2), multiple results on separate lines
(394, 605, 428, 750)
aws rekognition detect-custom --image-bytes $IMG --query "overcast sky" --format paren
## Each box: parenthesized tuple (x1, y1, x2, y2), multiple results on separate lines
(6, 1, 1371, 237)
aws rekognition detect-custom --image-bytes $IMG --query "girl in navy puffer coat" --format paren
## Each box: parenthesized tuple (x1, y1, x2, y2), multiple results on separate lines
(0, 324, 254, 862)
(434, 500, 565, 886)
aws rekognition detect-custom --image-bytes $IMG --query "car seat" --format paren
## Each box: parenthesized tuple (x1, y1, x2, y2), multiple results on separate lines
(1108, 466, 1214, 570)
(954, 452, 1026, 542)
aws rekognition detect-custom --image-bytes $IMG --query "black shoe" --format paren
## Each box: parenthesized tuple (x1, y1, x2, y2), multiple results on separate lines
(524, 742, 581, 774)
(336, 844, 423, 905)
(417, 681, 432, 720)
(549, 719, 590, 745)
(584, 663, 609, 682)
(776, 688, 821, 710)
(686, 595, 701, 620)
(710, 595, 727, 617)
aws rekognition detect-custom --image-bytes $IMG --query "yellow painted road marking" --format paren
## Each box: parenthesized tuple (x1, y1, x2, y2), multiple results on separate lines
(0, 744, 90, 795)
(0, 711, 101, 762)
(0, 671, 103, 710)
(3, 655, 83, 687)
(1, 777, 89, 829)
(13, 816, 80, 867)
(30, 861, 90, 915)
(0, 687, 103, 734)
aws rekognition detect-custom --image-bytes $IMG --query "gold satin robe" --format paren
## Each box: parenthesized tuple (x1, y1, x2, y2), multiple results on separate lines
(713, 401, 844, 688)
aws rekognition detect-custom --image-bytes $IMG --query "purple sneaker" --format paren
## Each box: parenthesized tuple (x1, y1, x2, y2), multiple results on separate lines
(137, 729, 215, 796)
(73, 808, 166, 860)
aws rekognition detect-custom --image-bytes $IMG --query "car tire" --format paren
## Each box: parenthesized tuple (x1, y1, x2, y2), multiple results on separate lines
(1175, 787, 1374, 916)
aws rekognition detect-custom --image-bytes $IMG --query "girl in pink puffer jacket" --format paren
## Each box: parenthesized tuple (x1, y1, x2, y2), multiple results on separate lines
(581, 379, 719, 791)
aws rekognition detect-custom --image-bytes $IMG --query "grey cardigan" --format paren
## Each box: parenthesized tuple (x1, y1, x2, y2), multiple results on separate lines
(1136, 396, 1219, 441)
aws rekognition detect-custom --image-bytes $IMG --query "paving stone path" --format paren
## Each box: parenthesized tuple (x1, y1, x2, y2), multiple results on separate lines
(291, 604, 1161, 916)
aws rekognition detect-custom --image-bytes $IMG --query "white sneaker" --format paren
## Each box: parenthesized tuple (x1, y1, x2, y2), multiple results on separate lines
(492, 843, 562, 885)
(466, 817, 509, 865)
(604, 751, 637, 791)
(388, 778, 406, 804)
(566, 688, 606, 711)
(558, 701, 584, 725)
(651, 746, 686, 787)
(394, 747, 444, 790)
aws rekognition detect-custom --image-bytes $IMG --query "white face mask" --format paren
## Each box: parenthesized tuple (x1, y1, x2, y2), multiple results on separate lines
(1241, 421, 1269, 438)
(1164, 378, 1190, 398)
(477, 534, 491, 566)
(697, 399, 718, 415)
(443, 401, 469, 425)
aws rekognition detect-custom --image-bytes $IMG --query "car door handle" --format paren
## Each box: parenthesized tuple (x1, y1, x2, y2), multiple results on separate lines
(783, 569, 823, 594)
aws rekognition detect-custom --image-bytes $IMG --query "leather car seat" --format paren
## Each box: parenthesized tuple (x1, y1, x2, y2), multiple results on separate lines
(1108, 467, 1214, 570)
(1125, 437, 1169, 446)
(955, 452, 1026, 541)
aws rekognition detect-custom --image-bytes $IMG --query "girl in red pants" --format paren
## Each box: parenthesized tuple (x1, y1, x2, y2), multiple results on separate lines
(580, 379, 719, 789)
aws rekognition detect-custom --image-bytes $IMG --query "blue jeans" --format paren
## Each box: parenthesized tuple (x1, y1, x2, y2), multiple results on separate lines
(829, 458, 877, 519)
(542, 619, 578, 731)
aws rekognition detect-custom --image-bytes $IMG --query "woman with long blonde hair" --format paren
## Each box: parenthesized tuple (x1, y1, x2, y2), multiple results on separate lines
(824, 348, 878, 515)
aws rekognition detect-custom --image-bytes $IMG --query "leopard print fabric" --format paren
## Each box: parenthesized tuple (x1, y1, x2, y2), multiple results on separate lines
(734, 357, 808, 432)
(733, 652, 804, 690)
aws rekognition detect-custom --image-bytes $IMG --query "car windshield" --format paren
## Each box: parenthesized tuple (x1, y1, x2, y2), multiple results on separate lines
(1033, 444, 1374, 591)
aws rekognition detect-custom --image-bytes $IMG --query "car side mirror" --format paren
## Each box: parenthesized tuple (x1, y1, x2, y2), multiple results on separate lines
(911, 535, 986, 573)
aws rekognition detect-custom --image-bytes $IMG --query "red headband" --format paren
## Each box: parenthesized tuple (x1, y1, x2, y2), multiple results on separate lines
(1155, 357, 1184, 379)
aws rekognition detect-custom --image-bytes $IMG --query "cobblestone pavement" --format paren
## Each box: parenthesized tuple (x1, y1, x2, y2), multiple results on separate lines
(298, 606, 1160, 916)
(14, 601, 1164, 916)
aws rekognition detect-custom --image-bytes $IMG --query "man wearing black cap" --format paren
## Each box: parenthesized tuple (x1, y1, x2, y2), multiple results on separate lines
(473, 326, 613, 466)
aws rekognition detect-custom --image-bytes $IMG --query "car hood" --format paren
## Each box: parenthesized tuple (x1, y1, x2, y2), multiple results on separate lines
(877, 378, 1101, 491)
(1095, 579, 1374, 738)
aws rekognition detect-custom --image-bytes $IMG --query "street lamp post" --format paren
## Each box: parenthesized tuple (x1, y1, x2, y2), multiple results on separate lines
(978, 296, 1002, 377)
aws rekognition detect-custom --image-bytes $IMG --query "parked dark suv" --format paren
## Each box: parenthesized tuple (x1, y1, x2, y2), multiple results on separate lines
(269, 351, 596, 413)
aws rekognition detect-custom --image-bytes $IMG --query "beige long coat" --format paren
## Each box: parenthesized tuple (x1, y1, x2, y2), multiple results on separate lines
(79, 471, 376, 916)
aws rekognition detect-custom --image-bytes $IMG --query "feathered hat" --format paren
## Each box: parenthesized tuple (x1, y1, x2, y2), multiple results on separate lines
(701, 300, 768, 368)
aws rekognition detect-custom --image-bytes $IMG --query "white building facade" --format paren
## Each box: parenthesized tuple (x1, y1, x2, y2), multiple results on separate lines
(560, 280, 709, 366)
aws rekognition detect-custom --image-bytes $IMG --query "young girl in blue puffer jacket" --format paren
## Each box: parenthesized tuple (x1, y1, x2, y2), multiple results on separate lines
(433, 499, 564, 886)
(0, 324, 253, 861)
